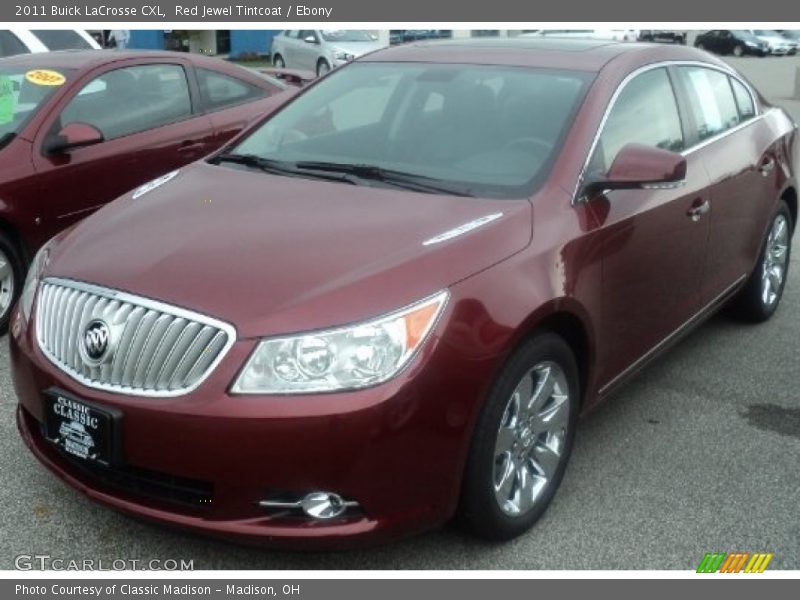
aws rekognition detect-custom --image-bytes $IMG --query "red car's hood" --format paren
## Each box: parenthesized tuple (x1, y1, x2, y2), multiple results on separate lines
(47, 162, 532, 338)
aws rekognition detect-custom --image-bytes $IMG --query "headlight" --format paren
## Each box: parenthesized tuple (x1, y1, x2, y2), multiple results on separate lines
(746, 41, 758, 47)
(231, 290, 449, 394)
(333, 50, 355, 61)
(19, 241, 52, 322)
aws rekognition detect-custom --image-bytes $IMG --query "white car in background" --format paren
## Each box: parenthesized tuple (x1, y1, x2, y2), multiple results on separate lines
(271, 30, 386, 77)
(745, 30, 798, 55)
(521, 29, 640, 42)
(0, 30, 100, 57)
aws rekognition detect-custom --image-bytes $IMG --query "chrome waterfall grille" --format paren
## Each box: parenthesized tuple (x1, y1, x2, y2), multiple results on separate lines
(35, 278, 236, 397)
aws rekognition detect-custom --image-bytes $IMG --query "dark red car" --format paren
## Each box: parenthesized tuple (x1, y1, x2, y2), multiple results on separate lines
(11, 39, 797, 547)
(0, 50, 291, 330)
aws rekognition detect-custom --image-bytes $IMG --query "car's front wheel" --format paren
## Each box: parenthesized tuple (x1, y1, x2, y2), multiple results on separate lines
(272, 54, 285, 68)
(730, 200, 793, 321)
(0, 232, 23, 333)
(316, 59, 331, 77)
(460, 332, 579, 540)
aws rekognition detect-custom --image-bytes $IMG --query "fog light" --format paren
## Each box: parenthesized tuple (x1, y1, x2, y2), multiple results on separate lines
(300, 492, 348, 519)
(258, 491, 360, 520)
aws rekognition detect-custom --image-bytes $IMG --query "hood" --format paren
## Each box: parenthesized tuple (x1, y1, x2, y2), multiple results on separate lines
(329, 41, 385, 57)
(47, 162, 532, 338)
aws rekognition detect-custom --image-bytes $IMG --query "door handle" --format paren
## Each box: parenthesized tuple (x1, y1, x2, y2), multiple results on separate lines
(687, 199, 710, 222)
(177, 140, 205, 154)
(759, 156, 776, 176)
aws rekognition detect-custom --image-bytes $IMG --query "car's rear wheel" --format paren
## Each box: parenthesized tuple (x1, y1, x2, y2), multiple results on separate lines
(460, 332, 579, 540)
(0, 232, 23, 333)
(730, 200, 792, 322)
(272, 54, 285, 68)
(733, 44, 745, 57)
(696, 42, 705, 50)
(316, 59, 331, 77)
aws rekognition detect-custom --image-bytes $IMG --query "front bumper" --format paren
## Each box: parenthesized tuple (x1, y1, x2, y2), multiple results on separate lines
(10, 301, 494, 548)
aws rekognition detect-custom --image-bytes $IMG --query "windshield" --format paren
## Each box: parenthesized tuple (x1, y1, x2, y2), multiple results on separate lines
(228, 63, 592, 198)
(30, 30, 94, 50)
(319, 30, 377, 43)
(753, 30, 782, 37)
(0, 65, 72, 142)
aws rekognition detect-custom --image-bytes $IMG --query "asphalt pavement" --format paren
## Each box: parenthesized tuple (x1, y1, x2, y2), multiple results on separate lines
(0, 52, 798, 571)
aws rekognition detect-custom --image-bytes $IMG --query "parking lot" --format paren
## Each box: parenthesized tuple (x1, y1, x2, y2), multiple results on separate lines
(0, 52, 798, 571)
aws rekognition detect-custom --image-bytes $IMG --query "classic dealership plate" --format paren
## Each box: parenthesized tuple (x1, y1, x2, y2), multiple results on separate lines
(43, 390, 122, 467)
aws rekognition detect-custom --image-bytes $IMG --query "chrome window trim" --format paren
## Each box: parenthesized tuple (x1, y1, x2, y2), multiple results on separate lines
(572, 60, 762, 204)
(35, 277, 238, 398)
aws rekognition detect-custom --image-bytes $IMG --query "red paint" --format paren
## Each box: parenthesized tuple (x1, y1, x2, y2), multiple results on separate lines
(10, 41, 797, 546)
(0, 50, 292, 257)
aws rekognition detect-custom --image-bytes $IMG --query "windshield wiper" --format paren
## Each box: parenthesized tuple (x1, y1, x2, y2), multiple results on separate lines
(211, 152, 358, 185)
(294, 161, 475, 197)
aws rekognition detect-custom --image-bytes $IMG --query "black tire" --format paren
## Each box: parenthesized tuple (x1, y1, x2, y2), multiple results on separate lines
(733, 44, 745, 57)
(459, 332, 580, 541)
(272, 54, 285, 68)
(0, 231, 24, 334)
(316, 59, 331, 77)
(729, 200, 793, 322)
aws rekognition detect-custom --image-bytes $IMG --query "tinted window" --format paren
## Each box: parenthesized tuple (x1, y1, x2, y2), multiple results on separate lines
(730, 77, 756, 120)
(679, 66, 740, 141)
(231, 63, 591, 198)
(197, 68, 266, 111)
(319, 30, 376, 42)
(59, 64, 192, 140)
(0, 31, 29, 57)
(0, 65, 73, 138)
(590, 68, 684, 174)
(31, 30, 93, 50)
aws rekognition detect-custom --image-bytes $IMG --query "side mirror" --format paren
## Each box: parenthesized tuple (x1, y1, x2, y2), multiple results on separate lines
(45, 122, 104, 154)
(583, 143, 687, 197)
(303, 35, 318, 44)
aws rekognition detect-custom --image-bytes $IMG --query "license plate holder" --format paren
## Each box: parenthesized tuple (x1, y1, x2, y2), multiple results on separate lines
(43, 389, 123, 467)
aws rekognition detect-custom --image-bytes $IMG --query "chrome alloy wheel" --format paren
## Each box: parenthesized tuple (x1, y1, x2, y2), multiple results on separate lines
(0, 248, 15, 321)
(762, 214, 790, 307)
(493, 361, 570, 517)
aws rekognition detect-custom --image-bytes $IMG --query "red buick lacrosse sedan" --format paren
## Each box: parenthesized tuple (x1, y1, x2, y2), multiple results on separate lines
(11, 39, 796, 547)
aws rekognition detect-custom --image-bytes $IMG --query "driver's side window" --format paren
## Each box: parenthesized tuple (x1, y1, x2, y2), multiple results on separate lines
(55, 64, 192, 142)
(588, 67, 685, 176)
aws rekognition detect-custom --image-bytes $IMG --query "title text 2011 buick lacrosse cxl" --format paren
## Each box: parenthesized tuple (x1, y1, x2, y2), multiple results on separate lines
(11, 39, 796, 546)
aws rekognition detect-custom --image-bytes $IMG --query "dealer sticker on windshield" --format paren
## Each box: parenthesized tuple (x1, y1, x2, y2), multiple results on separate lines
(25, 69, 66, 86)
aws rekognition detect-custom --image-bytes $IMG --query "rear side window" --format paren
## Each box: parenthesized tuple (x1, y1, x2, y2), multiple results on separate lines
(31, 30, 93, 50)
(196, 68, 267, 111)
(590, 67, 685, 174)
(730, 77, 756, 121)
(678, 66, 741, 141)
(0, 31, 29, 57)
(59, 64, 192, 140)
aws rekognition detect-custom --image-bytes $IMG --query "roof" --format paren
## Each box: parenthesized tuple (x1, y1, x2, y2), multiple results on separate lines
(0, 49, 227, 70)
(362, 38, 714, 72)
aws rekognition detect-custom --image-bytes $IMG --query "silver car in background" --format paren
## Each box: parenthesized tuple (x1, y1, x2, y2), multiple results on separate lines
(745, 29, 798, 55)
(270, 30, 386, 77)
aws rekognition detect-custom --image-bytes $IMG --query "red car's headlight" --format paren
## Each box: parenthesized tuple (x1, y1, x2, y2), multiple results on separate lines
(231, 290, 449, 394)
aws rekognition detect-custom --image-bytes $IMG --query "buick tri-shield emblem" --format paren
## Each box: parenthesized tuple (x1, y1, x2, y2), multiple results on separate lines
(80, 319, 112, 365)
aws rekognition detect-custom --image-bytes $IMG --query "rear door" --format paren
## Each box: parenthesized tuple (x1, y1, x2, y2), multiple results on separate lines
(674, 65, 778, 303)
(587, 66, 711, 383)
(193, 66, 279, 144)
(30, 59, 215, 232)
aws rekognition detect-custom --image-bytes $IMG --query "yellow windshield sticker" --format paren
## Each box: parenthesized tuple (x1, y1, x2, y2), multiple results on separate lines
(25, 69, 66, 86)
